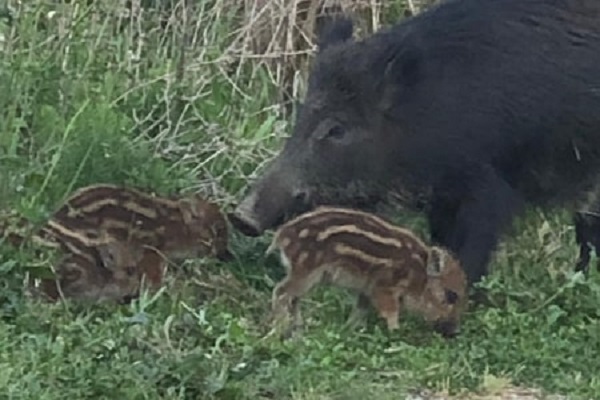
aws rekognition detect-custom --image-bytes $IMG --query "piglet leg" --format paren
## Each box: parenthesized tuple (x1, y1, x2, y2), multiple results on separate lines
(271, 280, 297, 338)
(344, 293, 371, 329)
(369, 289, 401, 331)
(271, 270, 321, 339)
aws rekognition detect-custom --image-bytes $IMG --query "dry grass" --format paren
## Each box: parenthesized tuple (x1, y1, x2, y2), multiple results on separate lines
(226, 0, 441, 111)
(226, 0, 382, 110)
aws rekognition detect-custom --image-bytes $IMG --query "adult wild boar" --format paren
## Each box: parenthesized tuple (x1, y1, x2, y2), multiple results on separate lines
(229, 0, 600, 290)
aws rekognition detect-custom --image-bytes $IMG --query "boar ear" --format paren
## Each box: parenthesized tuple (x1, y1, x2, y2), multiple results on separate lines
(384, 43, 423, 86)
(426, 246, 446, 277)
(379, 43, 424, 111)
(316, 14, 354, 52)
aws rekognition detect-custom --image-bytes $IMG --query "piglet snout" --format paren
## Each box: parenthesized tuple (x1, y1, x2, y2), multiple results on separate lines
(433, 320, 460, 338)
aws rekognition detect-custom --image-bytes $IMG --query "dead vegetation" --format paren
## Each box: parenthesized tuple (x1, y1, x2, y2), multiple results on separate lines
(227, 0, 382, 113)
(227, 0, 441, 113)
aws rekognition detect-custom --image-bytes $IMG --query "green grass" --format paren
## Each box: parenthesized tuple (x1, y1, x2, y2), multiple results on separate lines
(0, 1, 598, 399)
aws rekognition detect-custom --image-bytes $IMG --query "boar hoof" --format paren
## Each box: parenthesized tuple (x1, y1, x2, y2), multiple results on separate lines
(227, 212, 261, 237)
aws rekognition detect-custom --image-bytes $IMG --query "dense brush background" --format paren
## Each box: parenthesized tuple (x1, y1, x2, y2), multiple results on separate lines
(0, 1, 598, 399)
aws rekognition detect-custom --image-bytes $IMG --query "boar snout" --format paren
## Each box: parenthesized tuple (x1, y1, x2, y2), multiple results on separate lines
(230, 187, 310, 237)
(228, 210, 262, 237)
(229, 186, 272, 236)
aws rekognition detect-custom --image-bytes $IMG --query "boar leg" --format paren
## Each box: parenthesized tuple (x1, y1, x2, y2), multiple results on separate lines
(430, 169, 524, 289)
(572, 212, 600, 275)
(427, 195, 459, 246)
(344, 293, 371, 329)
(573, 212, 593, 275)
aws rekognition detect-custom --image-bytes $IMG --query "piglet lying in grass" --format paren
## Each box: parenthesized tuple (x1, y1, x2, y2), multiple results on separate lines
(266, 206, 468, 339)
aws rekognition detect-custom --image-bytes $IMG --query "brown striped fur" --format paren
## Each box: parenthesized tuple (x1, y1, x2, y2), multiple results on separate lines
(0, 183, 231, 303)
(266, 206, 468, 338)
(52, 184, 232, 263)
(0, 213, 166, 303)
(37, 234, 166, 304)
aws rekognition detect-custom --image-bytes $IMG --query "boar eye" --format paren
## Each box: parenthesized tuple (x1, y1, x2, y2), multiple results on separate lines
(445, 289, 459, 305)
(324, 124, 346, 141)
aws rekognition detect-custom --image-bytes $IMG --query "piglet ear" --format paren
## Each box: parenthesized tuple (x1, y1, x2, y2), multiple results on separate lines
(426, 246, 446, 277)
(61, 260, 85, 282)
(316, 13, 354, 52)
(178, 198, 201, 224)
(96, 242, 118, 271)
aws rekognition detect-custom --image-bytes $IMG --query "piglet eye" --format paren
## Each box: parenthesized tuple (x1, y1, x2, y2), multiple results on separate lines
(445, 289, 459, 305)
(325, 124, 346, 141)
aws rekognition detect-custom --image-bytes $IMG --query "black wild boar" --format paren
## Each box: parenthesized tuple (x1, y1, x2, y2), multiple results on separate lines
(229, 0, 600, 291)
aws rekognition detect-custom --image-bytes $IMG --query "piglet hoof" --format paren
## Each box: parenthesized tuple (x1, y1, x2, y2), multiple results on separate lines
(381, 313, 400, 331)
(216, 249, 235, 262)
(278, 319, 303, 341)
(264, 324, 301, 342)
(344, 315, 367, 331)
(344, 306, 369, 330)
(386, 323, 400, 332)
(281, 327, 301, 342)
(261, 324, 291, 342)
(119, 293, 139, 305)
(265, 313, 298, 342)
